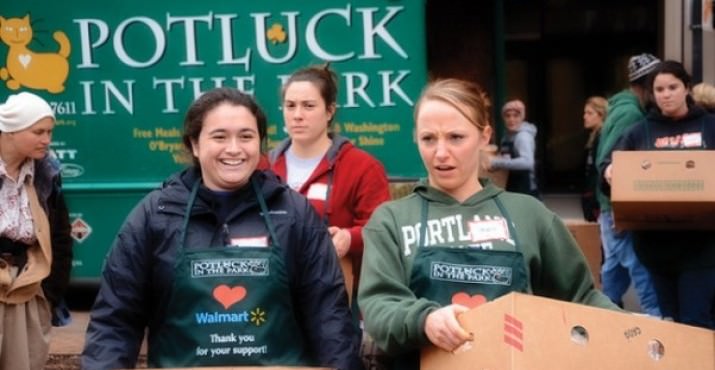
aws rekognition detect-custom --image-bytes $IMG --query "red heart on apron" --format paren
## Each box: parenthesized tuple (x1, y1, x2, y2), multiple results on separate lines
(213, 285, 247, 309)
(451, 292, 487, 309)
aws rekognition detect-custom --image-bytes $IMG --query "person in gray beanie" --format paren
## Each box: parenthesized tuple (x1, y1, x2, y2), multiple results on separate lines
(0, 91, 72, 370)
(594, 53, 662, 317)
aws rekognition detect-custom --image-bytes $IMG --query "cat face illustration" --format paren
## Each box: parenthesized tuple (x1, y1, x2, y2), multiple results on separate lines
(0, 15, 33, 46)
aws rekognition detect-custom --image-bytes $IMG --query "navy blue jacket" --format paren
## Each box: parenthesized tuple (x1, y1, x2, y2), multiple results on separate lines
(600, 104, 715, 273)
(81, 168, 361, 370)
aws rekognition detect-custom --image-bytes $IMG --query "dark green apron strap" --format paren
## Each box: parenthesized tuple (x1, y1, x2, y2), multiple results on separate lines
(493, 195, 521, 251)
(251, 176, 280, 248)
(419, 197, 429, 247)
(180, 179, 202, 250)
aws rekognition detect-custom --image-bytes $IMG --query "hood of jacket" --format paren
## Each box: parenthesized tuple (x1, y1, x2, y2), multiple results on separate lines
(412, 178, 505, 206)
(520, 121, 537, 137)
(645, 96, 706, 123)
(157, 166, 287, 219)
(608, 90, 643, 115)
(505, 120, 537, 139)
(268, 133, 352, 166)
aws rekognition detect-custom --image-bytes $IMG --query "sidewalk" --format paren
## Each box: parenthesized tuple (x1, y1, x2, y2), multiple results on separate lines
(47, 312, 147, 369)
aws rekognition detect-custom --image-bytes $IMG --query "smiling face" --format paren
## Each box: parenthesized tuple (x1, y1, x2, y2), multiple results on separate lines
(191, 103, 260, 191)
(415, 99, 492, 202)
(653, 72, 689, 119)
(7, 116, 55, 160)
(282, 81, 335, 145)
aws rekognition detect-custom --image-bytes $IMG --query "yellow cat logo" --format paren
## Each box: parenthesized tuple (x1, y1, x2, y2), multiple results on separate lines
(0, 14, 71, 93)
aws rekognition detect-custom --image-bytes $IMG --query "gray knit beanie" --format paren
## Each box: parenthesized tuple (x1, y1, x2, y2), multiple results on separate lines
(628, 53, 660, 82)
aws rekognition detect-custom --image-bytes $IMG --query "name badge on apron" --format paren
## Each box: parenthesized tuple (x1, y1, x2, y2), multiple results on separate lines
(468, 219, 510, 243)
(230, 236, 268, 247)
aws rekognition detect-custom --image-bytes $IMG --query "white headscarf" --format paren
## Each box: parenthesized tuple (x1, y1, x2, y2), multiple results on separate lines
(0, 92, 55, 133)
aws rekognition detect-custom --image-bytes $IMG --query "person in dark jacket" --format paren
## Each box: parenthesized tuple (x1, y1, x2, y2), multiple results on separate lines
(0, 91, 73, 370)
(601, 60, 715, 329)
(81, 88, 361, 370)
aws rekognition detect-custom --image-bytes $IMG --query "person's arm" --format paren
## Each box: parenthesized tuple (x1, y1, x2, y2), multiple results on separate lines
(490, 132, 535, 171)
(533, 213, 619, 310)
(345, 159, 391, 255)
(81, 199, 153, 370)
(598, 123, 641, 197)
(42, 175, 73, 324)
(293, 198, 361, 370)
(357, 205, 440, 354)
(595, 108, 643, 168)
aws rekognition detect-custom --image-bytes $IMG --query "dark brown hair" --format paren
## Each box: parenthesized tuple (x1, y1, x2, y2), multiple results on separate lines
(182, 88, 267, 167)
(281, 63, 338, 124)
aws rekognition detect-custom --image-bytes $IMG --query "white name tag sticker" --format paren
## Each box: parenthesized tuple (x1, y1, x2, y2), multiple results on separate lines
(230, 236, 268, 247)
(468, 219, 510, 243)
(306, 183, 328, 200)
(682, 132, 703, 148)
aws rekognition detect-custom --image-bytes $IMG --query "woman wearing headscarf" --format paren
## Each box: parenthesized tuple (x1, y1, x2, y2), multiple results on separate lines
(0, 92, 72, 370)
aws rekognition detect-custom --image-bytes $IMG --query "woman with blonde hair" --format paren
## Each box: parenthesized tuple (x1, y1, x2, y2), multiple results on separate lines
(581, 96, 608, 221)
(692, 82, 715, 113)
(358, 78, 616, 369)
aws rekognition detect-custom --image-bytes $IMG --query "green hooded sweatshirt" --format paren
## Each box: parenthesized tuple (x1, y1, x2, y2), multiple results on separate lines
(595, 89, 646, 211)
(357, 179, 617, 355)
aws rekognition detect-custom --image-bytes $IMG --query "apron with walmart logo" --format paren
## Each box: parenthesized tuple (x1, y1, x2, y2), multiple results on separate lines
(149, 177, 312, 367)
(394, 195, 529, 369)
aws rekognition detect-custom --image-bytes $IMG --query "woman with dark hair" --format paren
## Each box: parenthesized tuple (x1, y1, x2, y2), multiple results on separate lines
(601, 60, 715, 329)
(0, 92, 72, 370)
(82, 87, 361, 369)
(268, 64, 390, 302)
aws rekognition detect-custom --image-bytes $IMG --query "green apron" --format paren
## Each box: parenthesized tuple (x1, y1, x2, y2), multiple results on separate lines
(395, 195, 529, 369)
(149, 177, 312, 367)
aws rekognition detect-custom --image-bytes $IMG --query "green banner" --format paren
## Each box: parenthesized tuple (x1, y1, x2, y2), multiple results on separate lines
(1, 1, 427, 279)
(1, 0, 427, 181)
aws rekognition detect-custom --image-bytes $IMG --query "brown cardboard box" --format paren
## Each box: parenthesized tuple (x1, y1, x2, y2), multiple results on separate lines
(421, 292, 715, 370)
(565, 219, 602, 289)
(339, 256, 354, 305)
(481, 144, 509, 188)
(611, 150, 715, 230)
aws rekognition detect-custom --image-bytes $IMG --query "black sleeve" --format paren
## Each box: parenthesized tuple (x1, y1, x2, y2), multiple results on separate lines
(41, 175, 73, 311)
(291, 197, 363, 370)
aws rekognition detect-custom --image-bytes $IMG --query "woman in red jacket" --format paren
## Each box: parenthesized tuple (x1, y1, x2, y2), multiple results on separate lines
(269, 64, 391, 300)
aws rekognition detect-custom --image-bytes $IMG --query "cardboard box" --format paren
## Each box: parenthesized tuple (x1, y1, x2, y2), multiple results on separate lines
(565, 219, 602, 289)
(611, 150, 715, 230)
(339, 256, 354, 305)
(481, 144, 509, 189)
(421, 292, 715, 370)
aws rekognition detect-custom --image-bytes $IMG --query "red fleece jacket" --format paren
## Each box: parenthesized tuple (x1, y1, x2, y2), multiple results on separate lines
(268, 136, 391, 289)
